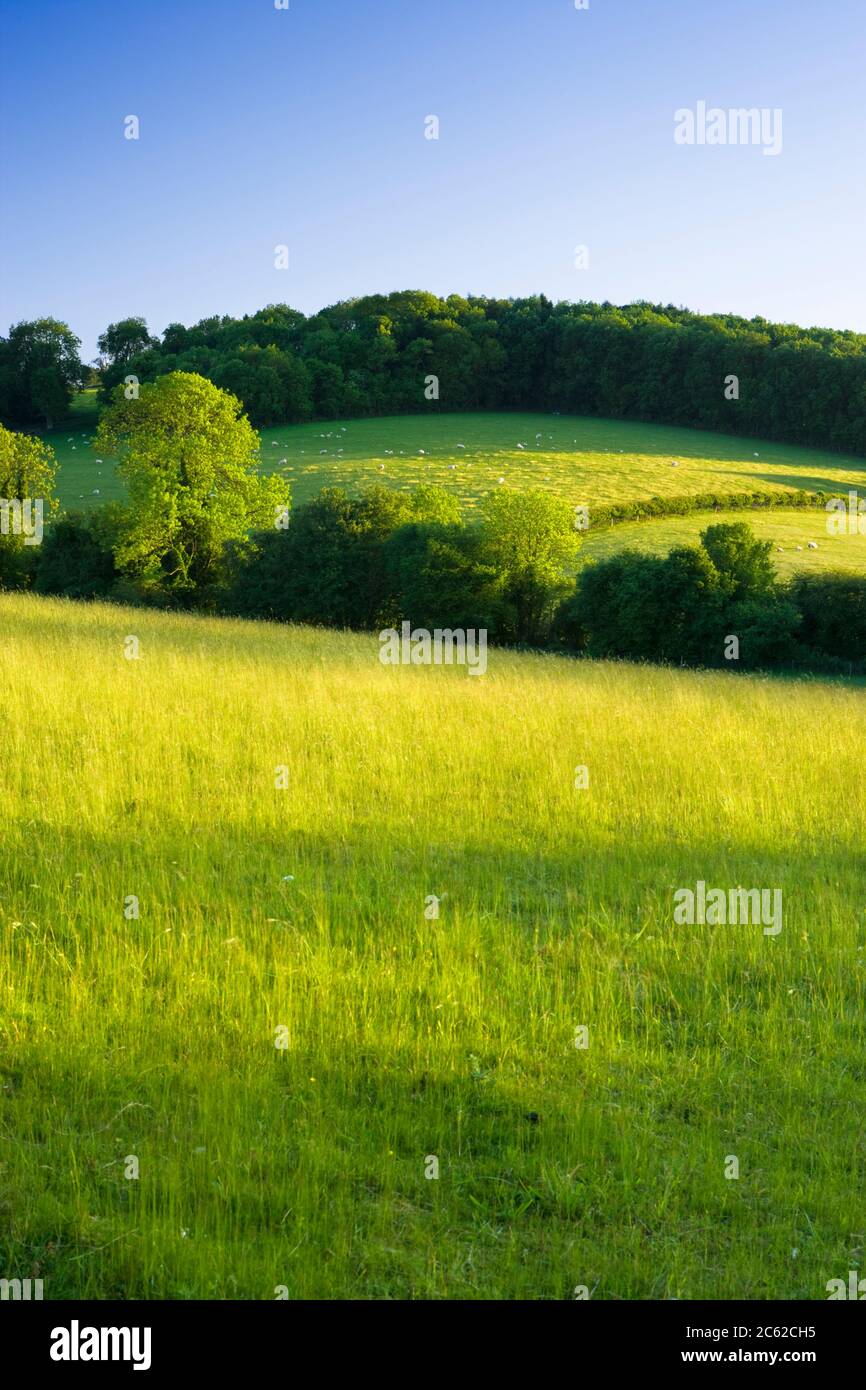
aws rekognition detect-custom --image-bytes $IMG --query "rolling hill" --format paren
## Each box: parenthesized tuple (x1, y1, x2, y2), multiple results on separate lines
(1, 592, 863, 1299)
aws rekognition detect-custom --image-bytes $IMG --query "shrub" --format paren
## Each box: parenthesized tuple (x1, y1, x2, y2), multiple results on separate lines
(788, 572, 866, 663)
(34, 507, 121, 599)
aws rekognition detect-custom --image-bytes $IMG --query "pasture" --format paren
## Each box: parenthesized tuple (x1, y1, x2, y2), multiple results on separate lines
(581, 508, 866, 577)
(41, 407, 866, 517)
(1, 592, 864, 1299)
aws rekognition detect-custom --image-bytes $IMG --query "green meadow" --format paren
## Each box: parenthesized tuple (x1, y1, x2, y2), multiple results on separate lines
(1, 593, 864, 1300)
(41, 406, 866, 516)
(582, 508, 866, 577)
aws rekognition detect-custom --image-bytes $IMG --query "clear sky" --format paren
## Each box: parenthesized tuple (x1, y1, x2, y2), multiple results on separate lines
(1, 0, 864, 360)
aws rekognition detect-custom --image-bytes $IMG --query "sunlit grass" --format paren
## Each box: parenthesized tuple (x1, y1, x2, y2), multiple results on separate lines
(40, 410, 866, 517)
(1, 593, 864, 1299)
(582, 507, 866, 577)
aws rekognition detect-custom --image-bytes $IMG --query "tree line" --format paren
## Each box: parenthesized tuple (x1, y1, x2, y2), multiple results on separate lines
(3, 292, 866, 455)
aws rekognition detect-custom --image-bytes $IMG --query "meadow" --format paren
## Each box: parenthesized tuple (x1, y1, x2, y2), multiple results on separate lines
(1, 592, 864, 1300)
(581, 508, 866, 577)
(42, 406, 866, 517)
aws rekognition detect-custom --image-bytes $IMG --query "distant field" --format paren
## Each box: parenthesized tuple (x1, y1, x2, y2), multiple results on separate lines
(40, 407, 866, 516)
(581, 508, 866, 577)
(2, 593, 864, 1299)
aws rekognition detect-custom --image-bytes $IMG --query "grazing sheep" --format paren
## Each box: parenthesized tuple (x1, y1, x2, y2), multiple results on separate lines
(497, 476, 506, 484)
(808, 541, 818, 549)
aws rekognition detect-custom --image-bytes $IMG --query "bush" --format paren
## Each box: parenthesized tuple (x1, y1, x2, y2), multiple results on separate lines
(700, 521, 776, 600)
(788, 572, 866, 663)
(727, 595, 801, 669)
(34, 507, 121, 599)
(382, 521, 505, 634)
(565, 546, 725, 664)
(226, 484, 461, 629)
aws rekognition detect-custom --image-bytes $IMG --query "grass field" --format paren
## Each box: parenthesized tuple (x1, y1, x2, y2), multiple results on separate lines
(2, 592, 864, 1300)
(581, 508, 866, 577)
(41, 407, 866, 518)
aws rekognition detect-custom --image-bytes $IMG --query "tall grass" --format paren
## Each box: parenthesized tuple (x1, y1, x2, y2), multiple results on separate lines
(1, 593, 864, 1298)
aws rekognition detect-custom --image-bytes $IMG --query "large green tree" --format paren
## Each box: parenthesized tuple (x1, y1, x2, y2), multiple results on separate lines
(97, 317, 157, 366)
(94, 372, 289, 602)
(0, 319, 85, 427)
(479, 487, 580, 644)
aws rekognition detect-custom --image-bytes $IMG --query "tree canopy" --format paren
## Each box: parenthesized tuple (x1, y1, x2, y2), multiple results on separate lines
(94, 371, 289, 602)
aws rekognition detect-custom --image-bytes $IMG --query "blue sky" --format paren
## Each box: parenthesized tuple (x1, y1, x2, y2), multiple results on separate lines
(1, 0, 864, 359)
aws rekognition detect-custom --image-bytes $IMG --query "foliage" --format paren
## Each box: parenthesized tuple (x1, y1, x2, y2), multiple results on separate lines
(0, 424, 58, 589)
(94, 372, 289, 604)
(59, 292, 866, 452)
(0, 319, 86, 427)
(34, 506, 122, 599)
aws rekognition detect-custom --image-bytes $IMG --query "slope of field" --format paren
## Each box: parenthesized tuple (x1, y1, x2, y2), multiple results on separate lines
(1, 594, 863, 1299)
(41, 410, 866, 514)
(581, 508, 866, 577)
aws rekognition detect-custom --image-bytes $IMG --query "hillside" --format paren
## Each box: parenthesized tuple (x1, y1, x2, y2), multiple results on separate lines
(39, 408, 866, 516)
(1, 592, 864, 1298)
(582, 507, 866, 577)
